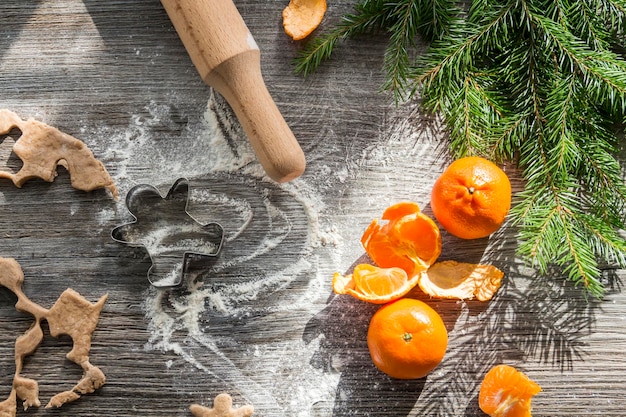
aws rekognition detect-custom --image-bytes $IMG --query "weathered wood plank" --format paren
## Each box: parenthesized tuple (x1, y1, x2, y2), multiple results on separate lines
(0, 1, 624, 416)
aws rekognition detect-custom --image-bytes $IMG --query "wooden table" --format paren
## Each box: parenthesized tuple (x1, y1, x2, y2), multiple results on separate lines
(0, 1, 624, 416)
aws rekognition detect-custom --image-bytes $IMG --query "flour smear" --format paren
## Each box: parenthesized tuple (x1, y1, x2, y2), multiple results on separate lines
(97, 92, 346, 416)
(97, 90, 443, 416)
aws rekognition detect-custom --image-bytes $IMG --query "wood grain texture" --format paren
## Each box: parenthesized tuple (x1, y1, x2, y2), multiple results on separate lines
(160, 0, 306, 182)
(1, 1, 625, 416)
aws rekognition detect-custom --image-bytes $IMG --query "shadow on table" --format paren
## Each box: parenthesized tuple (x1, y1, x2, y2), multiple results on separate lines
(302, 250, 463, 416)
(303, 291, 428, 417)
(303, 217, 620, 416)
(0, 2, 42, 62)
(457, 264, 620, 417)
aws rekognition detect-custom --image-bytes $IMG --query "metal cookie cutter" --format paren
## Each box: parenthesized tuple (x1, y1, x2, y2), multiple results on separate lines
(112, 178, 224, 288)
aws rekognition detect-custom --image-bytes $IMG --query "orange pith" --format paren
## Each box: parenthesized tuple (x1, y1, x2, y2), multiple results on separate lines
(479, 364, 542, 417)
(367, 298, 448, 379)
(418, 260, 504, 301)
(332, 264, 418, 304)
(361, 202, 442, 276)
(431, 156, 511, 239)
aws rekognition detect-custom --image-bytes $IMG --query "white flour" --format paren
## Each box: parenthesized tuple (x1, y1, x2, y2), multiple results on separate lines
(96, 91, 346, 415)
(94, 85, 445, 415)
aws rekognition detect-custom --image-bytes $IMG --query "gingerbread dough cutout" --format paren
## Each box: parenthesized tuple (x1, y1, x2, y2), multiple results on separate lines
(0, 109, 118, 200)
(0, 257, 107, 415)
(190, 393, 254, 417)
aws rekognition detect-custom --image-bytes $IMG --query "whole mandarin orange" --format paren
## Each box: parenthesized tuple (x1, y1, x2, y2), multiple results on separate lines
(367, 298, 448, 379)
(431, 156, 511, 239)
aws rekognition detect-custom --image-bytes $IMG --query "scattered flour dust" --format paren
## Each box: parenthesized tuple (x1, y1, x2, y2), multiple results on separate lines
(97, 92, 344, 415)
(90, 89, 440, 416)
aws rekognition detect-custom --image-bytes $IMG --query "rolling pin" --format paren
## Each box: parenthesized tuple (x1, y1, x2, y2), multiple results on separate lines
(161, 0, 306, 183)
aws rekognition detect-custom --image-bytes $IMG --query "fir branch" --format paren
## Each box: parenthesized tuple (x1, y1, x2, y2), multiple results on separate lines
(294, 0, 391, 77)
(295, 0, 460, 95)
(566, 1, 612, 50)
(410, 0, 520, 128)
(295, 0, 626, 297)
(382, 2, 422, 102)
(531, 12, 626, 113)
(412, 0, 459, 41)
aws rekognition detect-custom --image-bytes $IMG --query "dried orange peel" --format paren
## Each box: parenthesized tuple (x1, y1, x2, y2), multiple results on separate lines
(332, 264, 418, 304)
(282, 0, 327, 41)
(418, 260, 504, 301)
(361, 201, 442, 277)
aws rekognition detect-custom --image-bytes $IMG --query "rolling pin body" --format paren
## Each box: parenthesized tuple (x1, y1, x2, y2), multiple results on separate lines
(161, 0, 306, 182)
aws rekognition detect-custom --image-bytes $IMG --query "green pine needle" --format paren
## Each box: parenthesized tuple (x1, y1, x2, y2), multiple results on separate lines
(294, 0, 626, 298)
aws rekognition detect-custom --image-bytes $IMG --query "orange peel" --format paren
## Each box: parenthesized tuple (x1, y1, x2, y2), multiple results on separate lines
(282, 0, 327, 41)
(418, 260, 504, 301)
(361, 201, 442, 277)
(332, 264, 420, 304)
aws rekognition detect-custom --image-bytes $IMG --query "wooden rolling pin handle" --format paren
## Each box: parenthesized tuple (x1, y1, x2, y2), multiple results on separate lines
(205, 51, 306, 183)
(161, 0, 306, 183)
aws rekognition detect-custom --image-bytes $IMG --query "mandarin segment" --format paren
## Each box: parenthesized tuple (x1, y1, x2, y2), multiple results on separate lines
(419, 260, 504, 301)
(353, 264, 406, 297)
(431, 157, 511, 239)
(332, 264, 418, 304)
(367, 298, 448, 379)
(381, 201, 421, 220)
(361, 202, 442, 276)
(479, 364, 542, 417)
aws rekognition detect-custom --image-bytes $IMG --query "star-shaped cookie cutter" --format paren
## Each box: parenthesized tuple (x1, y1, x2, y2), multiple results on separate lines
(111, 178, 224, 288)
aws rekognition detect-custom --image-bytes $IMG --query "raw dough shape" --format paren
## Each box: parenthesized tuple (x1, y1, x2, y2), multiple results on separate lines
(0, 109, 118, 200)
(190, 393, 254, 417)
(0, 257, 107, 415)
(111, 178, 224, 287)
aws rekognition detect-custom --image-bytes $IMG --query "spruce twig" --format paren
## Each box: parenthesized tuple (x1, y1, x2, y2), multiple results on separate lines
(295, 0, 626, 297)
(293, 0, 391, 77)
